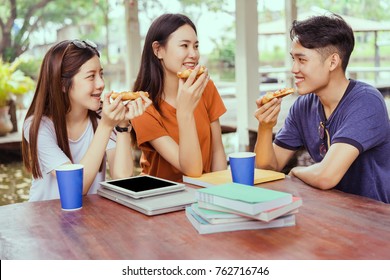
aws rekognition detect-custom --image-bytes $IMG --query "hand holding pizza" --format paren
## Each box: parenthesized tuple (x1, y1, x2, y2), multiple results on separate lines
(176, 65, 209, 114)
(110, 91, 149, 102)
(124, 93, 152, 120)
(107, 90, 152, 122)
(253, 88, 294, 129)
(177, 66, 206, 79)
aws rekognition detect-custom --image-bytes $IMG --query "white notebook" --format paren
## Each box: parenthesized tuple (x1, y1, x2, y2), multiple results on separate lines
(97, 186, 197, 216)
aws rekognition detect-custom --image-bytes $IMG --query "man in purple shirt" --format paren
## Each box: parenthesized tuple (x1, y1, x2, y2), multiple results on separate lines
(254, 13, 390, 203)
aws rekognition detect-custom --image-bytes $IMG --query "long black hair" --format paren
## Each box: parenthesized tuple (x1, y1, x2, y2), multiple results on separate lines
(132, 13, 197, 113)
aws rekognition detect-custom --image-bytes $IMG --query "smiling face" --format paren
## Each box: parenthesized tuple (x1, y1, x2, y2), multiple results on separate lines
(290, 39, 333, 96)
(68, 55, 104, 112)
(156, 24, 200, 77)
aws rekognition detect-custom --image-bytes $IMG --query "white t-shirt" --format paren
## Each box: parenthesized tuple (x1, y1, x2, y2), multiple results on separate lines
(23, 116, 116, 201)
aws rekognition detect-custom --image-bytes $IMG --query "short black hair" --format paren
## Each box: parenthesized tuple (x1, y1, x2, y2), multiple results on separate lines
(290, 13, 355, 72)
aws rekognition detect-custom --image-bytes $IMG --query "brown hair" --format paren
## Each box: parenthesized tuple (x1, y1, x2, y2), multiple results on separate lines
(22, 40, 101, 178)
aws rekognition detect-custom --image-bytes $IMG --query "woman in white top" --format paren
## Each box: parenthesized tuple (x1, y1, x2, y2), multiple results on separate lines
(22, 39, 151, 201)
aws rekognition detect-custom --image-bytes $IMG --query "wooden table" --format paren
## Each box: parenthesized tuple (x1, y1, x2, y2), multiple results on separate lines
(1, 176, 389, 260)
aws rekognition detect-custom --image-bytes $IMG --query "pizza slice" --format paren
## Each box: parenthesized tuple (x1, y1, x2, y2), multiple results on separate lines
(110, 91, 149, 101)
(177, 66, 206, 79)
(260, 88, 295, 105)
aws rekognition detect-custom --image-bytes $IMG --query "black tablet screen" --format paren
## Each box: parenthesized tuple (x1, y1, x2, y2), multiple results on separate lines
(108, 176, 177, 192)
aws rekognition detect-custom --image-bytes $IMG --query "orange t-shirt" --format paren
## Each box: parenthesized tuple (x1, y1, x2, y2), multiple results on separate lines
(131, 80, 227, 182)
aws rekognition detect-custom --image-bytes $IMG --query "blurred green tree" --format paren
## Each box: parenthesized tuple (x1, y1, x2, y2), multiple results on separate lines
(0, 0, 110, 62)
(297, 0, 389, 20)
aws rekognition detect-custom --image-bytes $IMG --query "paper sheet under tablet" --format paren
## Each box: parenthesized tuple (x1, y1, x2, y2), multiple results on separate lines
(97, 186, 197, 216)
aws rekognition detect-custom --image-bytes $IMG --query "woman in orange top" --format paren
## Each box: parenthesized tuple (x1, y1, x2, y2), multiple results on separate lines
(131, 13, 227, 182)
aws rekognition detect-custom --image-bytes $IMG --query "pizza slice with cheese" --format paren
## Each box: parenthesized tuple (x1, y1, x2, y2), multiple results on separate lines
(110, 91, 149, 101)
(177, 66, 206, 79)
(260, 88, 294, 105)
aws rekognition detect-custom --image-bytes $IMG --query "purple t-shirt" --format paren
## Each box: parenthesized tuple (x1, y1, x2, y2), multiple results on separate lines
(275, 80, 390, 203)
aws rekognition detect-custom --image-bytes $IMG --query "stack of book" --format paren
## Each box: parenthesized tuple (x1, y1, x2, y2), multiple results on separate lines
(185, 182, 302, 234)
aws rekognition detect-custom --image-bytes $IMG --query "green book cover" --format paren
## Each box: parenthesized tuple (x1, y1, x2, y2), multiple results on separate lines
(196, 183, 293, 215)
(197, 182, 291, 204)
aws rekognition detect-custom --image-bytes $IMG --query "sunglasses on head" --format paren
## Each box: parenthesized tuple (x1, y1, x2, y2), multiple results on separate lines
(71, 39, 97, 49)
(318, 121, 330, 157)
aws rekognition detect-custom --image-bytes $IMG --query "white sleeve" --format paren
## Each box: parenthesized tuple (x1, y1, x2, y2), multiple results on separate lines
(24, 117, 70, 174)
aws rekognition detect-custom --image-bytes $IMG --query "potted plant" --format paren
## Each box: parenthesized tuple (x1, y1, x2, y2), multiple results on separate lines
(0, 59, 35, 136)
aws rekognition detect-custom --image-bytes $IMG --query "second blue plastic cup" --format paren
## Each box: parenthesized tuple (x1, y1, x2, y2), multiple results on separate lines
(229, 152, 256, 186)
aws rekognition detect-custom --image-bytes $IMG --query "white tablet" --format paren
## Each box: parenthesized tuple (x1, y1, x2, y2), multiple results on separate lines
(99, 175, 185, 199)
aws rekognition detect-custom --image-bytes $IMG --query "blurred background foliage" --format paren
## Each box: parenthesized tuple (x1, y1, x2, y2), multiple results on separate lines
(1, 0, 389, 68)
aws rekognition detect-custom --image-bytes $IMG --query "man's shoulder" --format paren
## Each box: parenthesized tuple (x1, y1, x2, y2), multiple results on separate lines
(351, 80, 381, 94)
(348, 80, 385, 106)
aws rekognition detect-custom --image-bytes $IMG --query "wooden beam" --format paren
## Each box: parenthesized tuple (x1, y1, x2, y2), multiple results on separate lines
(235, 0, 259, 151)
(284, 0, 297, 88)
(124, 0, 141, 89)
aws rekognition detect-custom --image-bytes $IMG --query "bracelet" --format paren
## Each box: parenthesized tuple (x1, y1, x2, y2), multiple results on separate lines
(115, 122, 132, 133)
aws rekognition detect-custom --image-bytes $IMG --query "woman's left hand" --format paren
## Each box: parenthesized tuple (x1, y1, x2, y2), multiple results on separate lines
(124, 94, 152, 120)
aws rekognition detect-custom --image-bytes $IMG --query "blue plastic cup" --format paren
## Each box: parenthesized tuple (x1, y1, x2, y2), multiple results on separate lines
(229, 152, 256, 186)
(55, 164, 84, 211)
